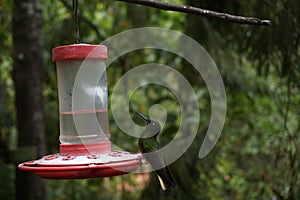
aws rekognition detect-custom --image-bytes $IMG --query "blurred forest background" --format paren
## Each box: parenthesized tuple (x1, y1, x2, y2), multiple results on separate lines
(0, 0, 300, 199)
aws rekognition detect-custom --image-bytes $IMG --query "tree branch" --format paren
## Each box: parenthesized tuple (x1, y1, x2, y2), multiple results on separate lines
(59, 0, 105, 41)
(116, 0, 271, 26)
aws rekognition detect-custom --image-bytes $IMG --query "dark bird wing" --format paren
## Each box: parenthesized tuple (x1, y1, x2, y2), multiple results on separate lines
(143, 151, 177, 190)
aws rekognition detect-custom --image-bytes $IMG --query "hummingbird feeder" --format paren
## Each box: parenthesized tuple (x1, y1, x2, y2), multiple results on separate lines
(18, 44, 141, 179)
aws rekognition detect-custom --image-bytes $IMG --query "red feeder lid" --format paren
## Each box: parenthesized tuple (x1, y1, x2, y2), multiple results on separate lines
(52, 44, 108, 62)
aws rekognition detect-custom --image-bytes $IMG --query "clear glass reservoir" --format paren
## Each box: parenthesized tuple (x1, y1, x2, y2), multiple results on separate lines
(52, 44, 110, 144)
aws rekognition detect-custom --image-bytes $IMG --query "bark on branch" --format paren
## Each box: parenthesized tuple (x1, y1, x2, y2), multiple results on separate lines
(116, 0, 271, 26)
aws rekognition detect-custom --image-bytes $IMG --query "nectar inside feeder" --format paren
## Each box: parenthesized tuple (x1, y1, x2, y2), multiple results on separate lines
(18, 44, 141, 179)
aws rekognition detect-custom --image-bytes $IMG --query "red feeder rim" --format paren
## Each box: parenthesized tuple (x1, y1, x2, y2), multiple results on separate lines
(18, 142, 142, 179)
(52, 44, 108, 62)
(59, 142, 111, 156)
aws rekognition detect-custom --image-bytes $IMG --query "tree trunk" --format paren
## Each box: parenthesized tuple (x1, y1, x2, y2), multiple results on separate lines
(13, 0, 46, 199)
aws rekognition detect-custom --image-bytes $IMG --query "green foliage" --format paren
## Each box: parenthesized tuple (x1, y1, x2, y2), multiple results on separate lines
(47, 174, 147, 200)
(0, 162, 15, 200)
(0, 0, 16, 157)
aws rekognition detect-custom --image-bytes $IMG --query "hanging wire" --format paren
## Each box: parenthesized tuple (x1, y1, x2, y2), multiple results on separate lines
(73, 0, 80, 43)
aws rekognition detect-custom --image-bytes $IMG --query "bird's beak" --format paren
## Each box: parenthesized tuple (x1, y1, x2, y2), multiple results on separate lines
(135, 112, 151, 124)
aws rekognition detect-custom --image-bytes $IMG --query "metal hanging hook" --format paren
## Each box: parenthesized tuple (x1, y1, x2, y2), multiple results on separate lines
(73, 0, 80, 43)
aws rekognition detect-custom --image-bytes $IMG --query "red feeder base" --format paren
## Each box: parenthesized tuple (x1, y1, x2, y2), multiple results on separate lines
(18, 142, 142, 179)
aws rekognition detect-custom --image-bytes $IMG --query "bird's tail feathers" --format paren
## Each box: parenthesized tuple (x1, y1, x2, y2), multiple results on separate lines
(156, 167, 177, 191)
(157, 175, 167, 191)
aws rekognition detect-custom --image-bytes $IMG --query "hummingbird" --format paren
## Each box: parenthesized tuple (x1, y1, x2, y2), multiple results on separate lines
(135, 112, 177, 191)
